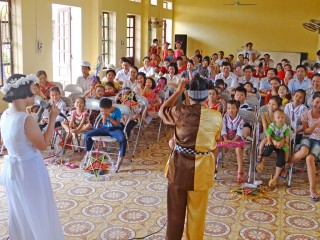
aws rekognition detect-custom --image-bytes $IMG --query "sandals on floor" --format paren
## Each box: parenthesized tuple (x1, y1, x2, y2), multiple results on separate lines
(237, 172, 244, 183)
(256, 163, 265, 173)
(268, 175, 277, 188)
(280, 168, 287, 179)
(310, 193, 320, 202)
(65, 162, 79, 169)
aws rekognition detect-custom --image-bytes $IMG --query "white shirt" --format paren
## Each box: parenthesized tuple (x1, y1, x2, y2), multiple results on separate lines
(284, 103, 307, 130)
(240, 49, 260, 59)
(215, 72, 238, 88)
(237, 76, 259, 89)
(76, 74, 95, 91)
(221, 114, 244, 137)
(115, 69, 130, 83)
(265, 59, 274, 68)
(123, 78, 138, 90)
(42, 98, 67, 123)
(163, 74, 181, 94)
(248, 60, 260, 67)
(138, 66, 154, 77)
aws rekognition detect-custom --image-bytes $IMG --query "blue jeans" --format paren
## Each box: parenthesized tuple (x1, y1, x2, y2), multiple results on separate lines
(85, 126, 127, 157)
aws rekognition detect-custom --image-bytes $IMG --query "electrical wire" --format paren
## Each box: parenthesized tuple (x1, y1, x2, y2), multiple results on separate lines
(128, 220, 167, 240)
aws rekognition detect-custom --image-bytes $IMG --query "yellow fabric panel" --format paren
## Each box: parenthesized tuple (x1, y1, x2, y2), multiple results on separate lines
(186, 189, 209, 240)
(194, 107, 222, 190)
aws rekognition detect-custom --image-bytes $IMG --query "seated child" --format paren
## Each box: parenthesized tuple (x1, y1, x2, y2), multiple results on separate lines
(234, 86, 253, 140)
(220, 99, 245, 183)
(116, 87, 140, 138)
(39, 86, 66, 131)
(88, 84, 106, 126)
(83, 76, 101, 98)
(142, 77, 161, 124)
(105, 82, 117, 97)
(262, 109, 290, 188)
(243, 82, 258, 98)
(215, 79, 228, 93)
(154, 77, 168, 100)
(215, 86, 227, 113)
(257, 96, 282, 164)
(85, 98, 126, 172)
(205, 84, 222, 113)
(61, 97, 92, 150)
(278, 84, 291, 108)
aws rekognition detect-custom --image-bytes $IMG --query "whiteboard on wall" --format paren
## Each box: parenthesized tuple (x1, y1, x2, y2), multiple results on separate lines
(259, 51, 304, 69)
(237, 50, 307, 68)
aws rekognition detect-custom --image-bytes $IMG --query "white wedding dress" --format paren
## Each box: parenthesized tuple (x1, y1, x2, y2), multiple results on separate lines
(0, 110, 64, 240)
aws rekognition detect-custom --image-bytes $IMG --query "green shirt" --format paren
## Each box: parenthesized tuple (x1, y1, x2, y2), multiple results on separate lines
(266, 122, 290, 141)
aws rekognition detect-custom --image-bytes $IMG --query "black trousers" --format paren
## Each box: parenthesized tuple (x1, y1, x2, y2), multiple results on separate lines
(262, 145, 285, 168)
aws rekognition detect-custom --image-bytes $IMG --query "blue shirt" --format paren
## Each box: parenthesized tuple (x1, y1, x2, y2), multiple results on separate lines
(101, 107, 122, 127)
(259, 78, 271, 91)
(288, 77, 312, 93)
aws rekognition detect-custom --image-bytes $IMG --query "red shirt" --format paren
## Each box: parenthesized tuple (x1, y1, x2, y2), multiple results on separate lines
(277, 70, 285, 81)
(177, 65, 187, 74)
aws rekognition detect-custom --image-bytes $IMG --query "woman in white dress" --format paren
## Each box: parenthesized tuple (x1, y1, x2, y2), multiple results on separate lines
(0, 74, 64, 240)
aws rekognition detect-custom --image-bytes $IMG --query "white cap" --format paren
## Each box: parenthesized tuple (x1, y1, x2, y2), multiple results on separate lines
(81, 61, 91, 68)
(102, 64, 116, 71)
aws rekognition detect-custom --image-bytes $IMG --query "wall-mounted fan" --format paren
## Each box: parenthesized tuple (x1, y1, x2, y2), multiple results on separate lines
(302, 19, 320, 33)
(224, 1, 256, 6)
(149, 17, 163, 28)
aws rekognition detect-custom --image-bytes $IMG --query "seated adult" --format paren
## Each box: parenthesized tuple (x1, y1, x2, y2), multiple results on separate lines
(176, 57, 187, 74)
(196, 56, 210, 78)
(290, 92, 320, 202)
(248, 53, 260, 67)
(264, 53, 274, 68)
(259, 68, 278, 97)
(288, 65, 312, 93)
(76, 61, 95, 91)
(101, 69, 119, 89)
(264, 77, 281, 104)
(36, 70, 55, 100)
(180, 60, 197, 81)
(234, 54, 245, 68)
(215, 62, 238, 89)
(276, 63, 285, 81)
(115, 58, 131, 85)
(306, 73, 320, 108)
(237, 65, 259, 89)
(138, 56, 155, 78)
(122, 66, 138, 90)
(163, 63, 181, 94)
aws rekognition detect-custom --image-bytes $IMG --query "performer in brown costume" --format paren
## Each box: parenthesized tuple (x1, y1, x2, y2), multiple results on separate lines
(159, 76, 222, 240)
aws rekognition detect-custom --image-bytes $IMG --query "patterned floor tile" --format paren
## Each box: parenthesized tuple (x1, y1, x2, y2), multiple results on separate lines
(1, 129, 320, 239)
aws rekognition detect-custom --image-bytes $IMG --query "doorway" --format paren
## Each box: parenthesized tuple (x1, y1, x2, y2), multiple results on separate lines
(52, 4, 81, 86)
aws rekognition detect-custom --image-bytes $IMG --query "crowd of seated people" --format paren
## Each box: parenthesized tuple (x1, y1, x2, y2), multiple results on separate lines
(31, 40, 320, 202)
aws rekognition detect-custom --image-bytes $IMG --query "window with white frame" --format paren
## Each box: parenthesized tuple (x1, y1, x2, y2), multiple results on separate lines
(163, 1, 172, 10)
(0, 0, 13, 86)
(102, 12, 111, 66)
(150, 0, 157, 6)
(127, 15, 135, 65)
(162, 19, 166, 44)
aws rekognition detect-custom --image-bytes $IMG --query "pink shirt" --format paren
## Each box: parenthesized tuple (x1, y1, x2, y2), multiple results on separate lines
(301, 109, 320, 140)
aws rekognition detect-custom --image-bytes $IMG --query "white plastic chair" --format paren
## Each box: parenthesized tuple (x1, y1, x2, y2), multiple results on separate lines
(64, 84, 84, 96)
(81, 104, 132, 173)
(68, 92, 83, 102)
